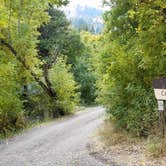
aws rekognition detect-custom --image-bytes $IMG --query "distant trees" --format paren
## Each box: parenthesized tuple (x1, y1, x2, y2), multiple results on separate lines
(38, 6, 98, 105)
(96, 0, 166, 136)
(72, 18, 102, 34)
(75, 31, 101, 104)
(70, 5, 104, 34)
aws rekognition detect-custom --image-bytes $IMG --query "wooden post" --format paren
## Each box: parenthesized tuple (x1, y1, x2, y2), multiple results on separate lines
(153, 78, 166, 137)
(158, 100, 165, 137)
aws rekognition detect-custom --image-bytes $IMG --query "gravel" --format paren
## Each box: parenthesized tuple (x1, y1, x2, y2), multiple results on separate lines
(0, 106, 105, 166)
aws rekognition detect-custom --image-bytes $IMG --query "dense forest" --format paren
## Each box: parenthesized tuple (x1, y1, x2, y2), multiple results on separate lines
(0, 0, 166, 140)
(97, 0, 166, 137)
(0, 0, 97, 136)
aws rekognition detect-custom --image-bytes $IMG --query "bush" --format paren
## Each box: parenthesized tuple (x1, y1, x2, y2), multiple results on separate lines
(0, 60, 25, 135)
(96, 0, 165, 137)
(50, 57, 80, 115)
(21, 58, 80, 121)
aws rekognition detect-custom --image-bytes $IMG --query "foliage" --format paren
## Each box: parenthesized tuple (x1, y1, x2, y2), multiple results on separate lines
(26, 57, 79, 119)
(0, 54, 25, 134)
(37, 6, 82, 111)
(73, 56, 96, 104)
(38, 7, 70, 58)
(50, 58, 80, 114)
(97, 0, 166, 136)
(72, 31, 101, 104)
(38, 6, 97, 105)
(0, 0, 76, 135)
(38, 6, 84, 64)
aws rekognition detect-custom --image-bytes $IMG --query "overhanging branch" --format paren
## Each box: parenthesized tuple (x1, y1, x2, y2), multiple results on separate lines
(0, 38, 57, 99)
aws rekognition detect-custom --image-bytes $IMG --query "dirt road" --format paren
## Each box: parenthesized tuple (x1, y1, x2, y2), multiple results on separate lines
(0, 107, 105, 166)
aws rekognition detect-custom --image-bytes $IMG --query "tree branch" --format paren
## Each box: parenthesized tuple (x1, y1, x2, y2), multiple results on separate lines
(0, 38, 57, 99)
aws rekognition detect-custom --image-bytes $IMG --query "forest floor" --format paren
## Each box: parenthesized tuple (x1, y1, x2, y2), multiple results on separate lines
(89, 121, 166, 166)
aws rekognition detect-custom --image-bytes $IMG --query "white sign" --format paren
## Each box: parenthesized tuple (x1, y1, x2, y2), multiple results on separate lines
(154, 89, 166, 100)
(157, 100, 164, 111)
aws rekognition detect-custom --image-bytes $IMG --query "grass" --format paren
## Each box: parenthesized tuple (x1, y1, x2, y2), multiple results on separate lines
(98, 119, 139, 146)
(97, 119, 166, 158)
(146, 136, 166, 158)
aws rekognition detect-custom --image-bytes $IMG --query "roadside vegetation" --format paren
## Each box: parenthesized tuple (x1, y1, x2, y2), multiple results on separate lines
(96, 0, 165, 137)
(0, 0, 97, 137)
(89, 120, 166, 166)
(92, 0, 166, 159)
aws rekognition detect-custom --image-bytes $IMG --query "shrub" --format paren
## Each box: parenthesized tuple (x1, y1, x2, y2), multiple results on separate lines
(96, 0, 165, 137)
(0, 60, 25, 135)
(50, 57, 80, 115)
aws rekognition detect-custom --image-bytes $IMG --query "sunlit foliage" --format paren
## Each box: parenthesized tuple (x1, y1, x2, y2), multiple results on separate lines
(0, 0, 79, 134)
(97, 0, 166, 136)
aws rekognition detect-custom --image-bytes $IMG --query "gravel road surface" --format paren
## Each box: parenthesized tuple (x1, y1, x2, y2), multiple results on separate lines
(0, 106, 105, 166)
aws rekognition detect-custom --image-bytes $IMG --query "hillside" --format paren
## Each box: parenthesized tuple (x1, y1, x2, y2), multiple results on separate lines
(63, 5, 104, 34)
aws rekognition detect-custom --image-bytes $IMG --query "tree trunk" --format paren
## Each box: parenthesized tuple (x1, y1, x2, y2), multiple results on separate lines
(0, 39, 57, 100)
(43, 63, 56, 97)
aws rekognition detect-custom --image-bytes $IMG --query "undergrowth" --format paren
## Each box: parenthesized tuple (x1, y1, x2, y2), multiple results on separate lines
(146, 136, 166, 158)
(98, 119, 166, 158)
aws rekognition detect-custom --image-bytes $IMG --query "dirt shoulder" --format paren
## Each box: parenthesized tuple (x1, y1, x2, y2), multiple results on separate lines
(88, 120, 166, 166)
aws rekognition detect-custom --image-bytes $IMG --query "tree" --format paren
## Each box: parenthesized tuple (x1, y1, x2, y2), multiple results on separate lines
(0, 0, 61, 99)
(38, 7, 99, 105)
(73, 31, 100, 104)
(38, 6, 84, 64)
(97, 0, 166, 136)
(38, 7, 98, 105)
(50, 58, 79, 116)
(0, 0, 70, 133)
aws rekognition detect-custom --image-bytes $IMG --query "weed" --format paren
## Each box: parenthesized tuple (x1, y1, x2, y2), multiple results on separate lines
(146, 137, 166, 158)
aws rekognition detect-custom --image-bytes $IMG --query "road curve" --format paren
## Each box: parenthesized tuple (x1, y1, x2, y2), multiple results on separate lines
(0, 106, 105, 166)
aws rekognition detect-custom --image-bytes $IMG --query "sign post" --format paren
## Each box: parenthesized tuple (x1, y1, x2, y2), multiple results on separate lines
(153, 77, 166, 137)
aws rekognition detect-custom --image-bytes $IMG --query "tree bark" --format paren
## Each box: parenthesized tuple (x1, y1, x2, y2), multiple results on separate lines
(43, 63, 57, 97)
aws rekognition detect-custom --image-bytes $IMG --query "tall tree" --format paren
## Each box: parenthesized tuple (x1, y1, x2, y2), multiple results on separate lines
(0, 0, 70, 132)
(97, 0, 166, 136)
(0, 0, 69, 99)
(38, 6, 84, 64)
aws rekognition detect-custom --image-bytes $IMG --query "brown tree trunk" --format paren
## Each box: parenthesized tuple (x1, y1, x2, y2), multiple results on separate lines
(0, 39, 57, 99)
